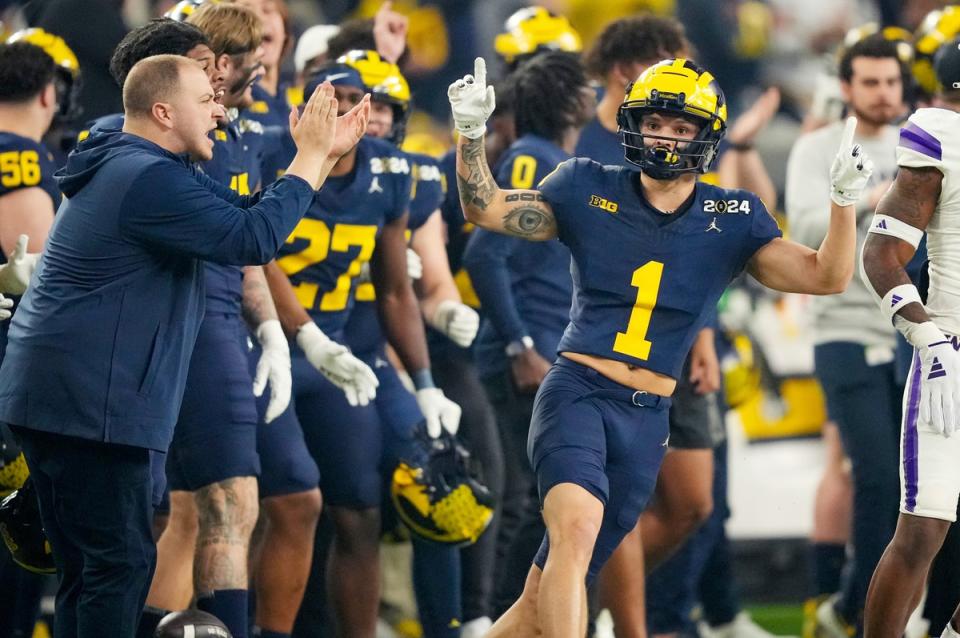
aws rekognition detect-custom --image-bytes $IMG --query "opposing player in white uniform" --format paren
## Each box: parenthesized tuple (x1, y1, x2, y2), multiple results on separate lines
(861, 37, 960, 638)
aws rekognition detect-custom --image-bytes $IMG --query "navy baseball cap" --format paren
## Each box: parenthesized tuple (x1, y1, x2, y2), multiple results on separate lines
(934, 36, 960, 92)
(303, 62, 366, 100)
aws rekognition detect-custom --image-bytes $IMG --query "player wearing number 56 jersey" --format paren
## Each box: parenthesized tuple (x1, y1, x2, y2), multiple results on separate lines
(449, 56, 872, 638)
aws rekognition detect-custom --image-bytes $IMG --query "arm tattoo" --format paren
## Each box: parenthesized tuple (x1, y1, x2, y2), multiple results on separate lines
(241, 266, 279, 329)
(457, 137, 497, 211)
(502, 193, 556, 238)
(876, 166, 942, 227)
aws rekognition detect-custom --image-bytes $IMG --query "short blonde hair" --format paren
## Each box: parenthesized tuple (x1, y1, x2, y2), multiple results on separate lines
(187, 3, 262, 57)
(123, 54, 193, 117)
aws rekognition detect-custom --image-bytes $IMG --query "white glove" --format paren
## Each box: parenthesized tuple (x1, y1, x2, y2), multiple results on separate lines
(0, 294, 12, 321)
(429, 299, 479, 348)
(0, 235, 40, 295)
(252, 319, 292, 424)
(406, 247, 422, 280)
(297, 322, 379, 406)
(448, 57, 496, 140)
(830, 116, 875, 207)
(915, 328, 960, 438)
(415, 387, 461, 438)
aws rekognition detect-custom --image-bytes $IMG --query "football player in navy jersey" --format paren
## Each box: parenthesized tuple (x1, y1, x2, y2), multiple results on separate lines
(332, 49, 483, 637)
(577, 16, 783, 636)
(0, 37, 70, 638)
(262, 63, 460, 638)
(461, 51, 589, 622)
(449, 57, 872, 638)
(236, 0, 296, 132)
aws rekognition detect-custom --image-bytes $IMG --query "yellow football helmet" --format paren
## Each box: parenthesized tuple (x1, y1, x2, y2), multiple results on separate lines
(337, 49, 411, 144)
(913, 5, 960, 97)
(0, 478, 56, 574)
(842, 23, 914, 66)
(493, 7, 582, 67)
(391, 431, 494, 547)
(164, 0, 218, 22)
(617, 59, 727, 178)
(6, 28, 80, 121)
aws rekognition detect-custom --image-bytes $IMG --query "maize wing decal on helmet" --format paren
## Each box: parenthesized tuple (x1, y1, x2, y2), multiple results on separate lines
(913, 5, 960, 96)
(617, 58, 727, 179)
(337, 49, 411, 144)
(493, 6, 582, 66)
(391, 430, 494, 547)
(6, 27, 81, 121)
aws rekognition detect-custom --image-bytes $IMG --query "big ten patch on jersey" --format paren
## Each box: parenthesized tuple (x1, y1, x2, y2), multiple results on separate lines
(540, 158, 781, 380)
(276, 136, 412, 335)
(0, 132, 61, 208)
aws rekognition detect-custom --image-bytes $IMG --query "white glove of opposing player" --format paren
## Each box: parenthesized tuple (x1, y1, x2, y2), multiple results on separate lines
(253, 319, 292, 424)
(918, 334, 960, 438)
(406, 247, 422, 280)
(0, 294, 13, 321)
(416, 387, 461, 438)
(830, 116, 875, 207)
(297, 322, 379, 406)
(0, 235, 40, 295)
(429, 299, 479, 348)
(448, 57, 496, 140)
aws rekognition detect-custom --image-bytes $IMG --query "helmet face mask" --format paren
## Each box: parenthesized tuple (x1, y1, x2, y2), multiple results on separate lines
(619, 107, 719, 179)
(390, 429, 494, 547)
(616, 59, 727, 180)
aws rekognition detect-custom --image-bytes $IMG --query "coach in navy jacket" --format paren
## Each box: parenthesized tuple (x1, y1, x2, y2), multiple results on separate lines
(0, 55, 369, 637)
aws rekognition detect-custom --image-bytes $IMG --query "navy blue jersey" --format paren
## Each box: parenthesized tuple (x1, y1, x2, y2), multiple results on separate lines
(540, 158, 781, 380)
(426, 149, 481, 357)
(0, 133, 61, 360)
(247, 82, 299, 131)
(345, 151, 443, 355)
(199, 117, 265, 315)
(0, 132, 61, 209)
(574, 117, 624, 168)
(277, 136, 411, 337)
(260, 127, 296, 188)
(466, 135, 573, 378)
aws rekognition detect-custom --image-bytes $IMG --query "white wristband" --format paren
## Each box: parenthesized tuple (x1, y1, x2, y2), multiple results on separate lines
(880, 284, 923, 323)
(868, 214, 924, 249)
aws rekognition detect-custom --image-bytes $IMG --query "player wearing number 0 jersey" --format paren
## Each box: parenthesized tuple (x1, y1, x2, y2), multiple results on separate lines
(861, 40, 960, 638)
(449, 56, 870, 638)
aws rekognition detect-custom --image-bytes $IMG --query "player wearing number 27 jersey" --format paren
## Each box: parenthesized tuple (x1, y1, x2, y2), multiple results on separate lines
(449, 56, 873, 638)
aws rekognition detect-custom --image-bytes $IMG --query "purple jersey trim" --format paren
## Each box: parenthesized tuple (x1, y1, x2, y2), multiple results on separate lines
(902, 349, 922, 512)
(899, 122, 943, 161)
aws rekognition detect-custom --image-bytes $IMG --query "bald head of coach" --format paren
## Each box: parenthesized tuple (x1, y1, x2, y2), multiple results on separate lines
(0, 53, 369, 637)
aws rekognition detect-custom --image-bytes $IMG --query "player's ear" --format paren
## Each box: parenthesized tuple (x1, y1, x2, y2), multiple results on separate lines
(151, 101, 176, 130)
(39, 82, 56, 110)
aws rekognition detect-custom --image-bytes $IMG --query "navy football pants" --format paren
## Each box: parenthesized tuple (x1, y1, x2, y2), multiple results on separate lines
(11, 427, 156, 638)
